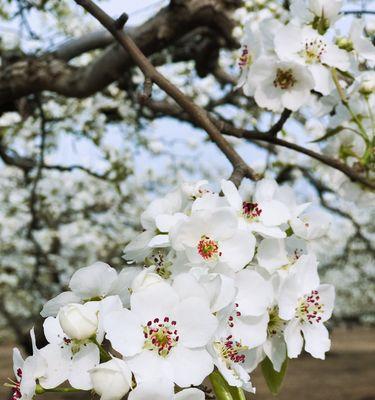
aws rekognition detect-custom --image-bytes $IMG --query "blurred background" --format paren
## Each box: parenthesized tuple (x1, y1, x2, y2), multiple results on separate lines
(0, 0, 374, 399)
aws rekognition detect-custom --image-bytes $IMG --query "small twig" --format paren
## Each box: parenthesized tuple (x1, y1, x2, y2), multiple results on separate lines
(268, 109, 292, 137)
(28, 96, 47, 236)
(139, 77, 153, 104)
(115, 12, 129, 29)
(43, 163, 109, 180)
(342, 10, 375, 15)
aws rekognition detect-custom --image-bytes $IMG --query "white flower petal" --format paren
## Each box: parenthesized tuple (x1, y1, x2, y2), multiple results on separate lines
(169, 346, 214, 387)
(123, 230, 154, 262)
(301, 323, 330, 359)
(131, 281, 179, 323)
(221, 180, 242, 210)
(175, 388, 205, 400)
(263, 336, 287, 372)
(148, 234, 170, 248)
(38, 345, 70, 389)
(175, 297, 218, 348)
(220, 231, 256, 271)
(127, 351, 173, 384)
(128, 378, 174, 400)
(257, 239, 289, 272)
(172, 273, 209, 303)
(231, 314, 269, 348)
(259, 200, 291, 227)
(284, 319, 303, 358)
(41, 292, 82, 317)
(69, 262, 118, 299)
(68, 343, 100, 390)
(318, 284, 335, 322)
(104, 309, 144, 357)
(235, 270, 273, 316)
(43, 317, 65, 345)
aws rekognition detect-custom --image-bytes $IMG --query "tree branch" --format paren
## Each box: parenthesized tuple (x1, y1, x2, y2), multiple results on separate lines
(136, 97, 375, 189)
(0, 142, 110, 181)
(74, 0, 258, 186)
(220, 122, 375, 190)
(0, 0, 240, 113)
(342, 10, 375, 15)
(268, 109, 292, 137)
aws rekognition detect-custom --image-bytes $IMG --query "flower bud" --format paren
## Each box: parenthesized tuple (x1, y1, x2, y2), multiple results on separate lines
(131, 269, 163, 292)
(359, 77, 375, 96)
(336, 37, 354, 52)
(59, 303, 98, 340)
(90, 359, 132, 400)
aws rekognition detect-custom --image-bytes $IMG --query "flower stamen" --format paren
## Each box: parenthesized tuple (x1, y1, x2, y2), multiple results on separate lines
(242, 202, 262, 220)
(273, 68, 297, 90)
(214, 336, 248, 366)
(300, 38, 327, 64)
(197, 235, 221, 260)
(239, 45, 252, 68)
(296, 290, 324, 324)
(143, 317, 179, 357)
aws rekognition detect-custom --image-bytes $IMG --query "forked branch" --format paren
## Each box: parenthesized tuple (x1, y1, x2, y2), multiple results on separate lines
(74, 0, 258, 187)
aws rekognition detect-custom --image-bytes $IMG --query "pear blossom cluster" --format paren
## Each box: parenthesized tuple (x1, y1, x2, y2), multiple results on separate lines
(9, 178, 335, 400)
(238, 0, 374, 111)
(237, 0, 375, 188)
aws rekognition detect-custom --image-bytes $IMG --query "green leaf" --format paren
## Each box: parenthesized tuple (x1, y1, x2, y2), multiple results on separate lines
(228, 386, 246, 400)
(209, 370, 247, 400)
(261, 357, 288, 395)
(209, 370, 233, 400)
(310, 126, 343, 143)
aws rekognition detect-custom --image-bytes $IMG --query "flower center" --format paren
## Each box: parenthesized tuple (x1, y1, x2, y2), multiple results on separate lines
(301, 38, 327, 63)
(267, 307, 286, 337)
(214, 335, 248, 366)
(197, 235, 221, 260)
(242, 201, 262, 220)
(147, 252, 172, 279)
(296, 290, 324, 324)
(273, 68, 297, 90)
(58, 335, 89, 357)
(238, 45, 252, 68)
(143, 317, 179, 357)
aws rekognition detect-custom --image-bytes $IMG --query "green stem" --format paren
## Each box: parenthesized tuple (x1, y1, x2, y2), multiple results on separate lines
(331, 68, 369, 144)
(365, 97, 375, 139)
(92, 337, 112, 362)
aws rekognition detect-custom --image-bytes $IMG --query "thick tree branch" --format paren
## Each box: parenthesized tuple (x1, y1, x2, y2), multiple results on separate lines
(0, 0, 240, 112)
(74, 0, 257, 187)
(53, 30, 116, 61)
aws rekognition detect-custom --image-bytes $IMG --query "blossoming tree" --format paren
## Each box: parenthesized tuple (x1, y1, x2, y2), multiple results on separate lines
(0, 0, 374, 399)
